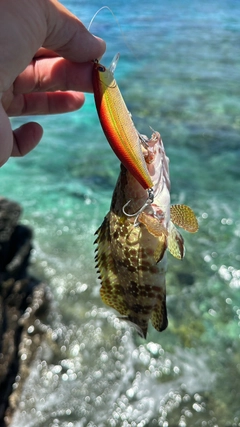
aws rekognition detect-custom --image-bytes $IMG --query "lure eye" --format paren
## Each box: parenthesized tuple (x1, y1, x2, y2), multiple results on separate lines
(97, 65, 106, 72)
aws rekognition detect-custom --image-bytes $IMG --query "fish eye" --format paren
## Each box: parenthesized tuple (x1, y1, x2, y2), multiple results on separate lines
(97, 65, 106, 72)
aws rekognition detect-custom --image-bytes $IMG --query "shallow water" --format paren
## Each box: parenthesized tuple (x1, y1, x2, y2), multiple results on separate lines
(1, 0, 240, 425)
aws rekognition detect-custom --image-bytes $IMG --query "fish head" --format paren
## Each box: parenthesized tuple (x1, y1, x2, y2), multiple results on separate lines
(139, 131, 171, 230)
(144, 132, 170, 192)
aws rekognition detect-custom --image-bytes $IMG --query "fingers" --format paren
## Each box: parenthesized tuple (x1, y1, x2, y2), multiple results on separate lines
(12, 122, 43, 157)
(34, 48, 60, 59)
(6, 91, 85, 116)
(13, 58, 95, 95)
(0, 0, 106, 92)
(0, 101, 43, 166)
(6, 58, 93, 116)
(0, 0, 107, 165)
(44, 0, 106, 62)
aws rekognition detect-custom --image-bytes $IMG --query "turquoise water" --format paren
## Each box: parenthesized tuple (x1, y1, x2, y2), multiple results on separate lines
(1, 0, 240, 425)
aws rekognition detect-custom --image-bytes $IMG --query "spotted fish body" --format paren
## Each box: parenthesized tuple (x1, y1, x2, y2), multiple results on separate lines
(95, 132, 198, 338)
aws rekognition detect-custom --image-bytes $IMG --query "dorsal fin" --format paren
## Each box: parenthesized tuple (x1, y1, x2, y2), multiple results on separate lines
(95, 213, 128, 315)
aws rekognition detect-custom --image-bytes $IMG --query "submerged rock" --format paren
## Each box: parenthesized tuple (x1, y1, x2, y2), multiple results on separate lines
(0, 198, 49, 427)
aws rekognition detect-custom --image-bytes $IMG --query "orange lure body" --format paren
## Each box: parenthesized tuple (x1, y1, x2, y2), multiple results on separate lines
(92, 54, 153, 190)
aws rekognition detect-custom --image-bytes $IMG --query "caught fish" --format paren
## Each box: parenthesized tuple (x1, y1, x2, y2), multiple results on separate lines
(94, 130, 198, 338)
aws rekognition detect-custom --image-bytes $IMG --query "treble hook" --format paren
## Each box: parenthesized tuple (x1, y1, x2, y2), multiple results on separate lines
(122, 188, 154, 219)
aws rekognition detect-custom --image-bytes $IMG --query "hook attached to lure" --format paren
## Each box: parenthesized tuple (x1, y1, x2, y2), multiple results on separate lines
(122, 188, 154, 220)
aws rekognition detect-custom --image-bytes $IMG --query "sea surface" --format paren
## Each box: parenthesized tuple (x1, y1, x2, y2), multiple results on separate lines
(1, 0, 240, 425)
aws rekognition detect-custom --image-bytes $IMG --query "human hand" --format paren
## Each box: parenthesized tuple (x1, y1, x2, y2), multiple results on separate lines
(0, 0, 106, 166)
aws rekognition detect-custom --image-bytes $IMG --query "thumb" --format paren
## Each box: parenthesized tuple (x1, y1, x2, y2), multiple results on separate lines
(43, 0, 106, 62)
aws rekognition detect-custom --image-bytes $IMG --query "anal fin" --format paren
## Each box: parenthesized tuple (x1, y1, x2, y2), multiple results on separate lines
(138, 211, 168, 237)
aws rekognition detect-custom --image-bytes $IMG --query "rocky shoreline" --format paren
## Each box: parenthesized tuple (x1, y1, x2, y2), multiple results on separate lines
(0, 198, 49, 427)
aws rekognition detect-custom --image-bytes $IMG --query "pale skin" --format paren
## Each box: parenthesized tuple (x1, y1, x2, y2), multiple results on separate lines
(0, 0, 106, 166)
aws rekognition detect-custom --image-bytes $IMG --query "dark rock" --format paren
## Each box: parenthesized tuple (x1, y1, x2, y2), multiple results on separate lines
(0, 198, 49, 427)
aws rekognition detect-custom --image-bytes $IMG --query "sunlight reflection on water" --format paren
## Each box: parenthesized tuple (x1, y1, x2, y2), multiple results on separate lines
(2, 0, 240, 425)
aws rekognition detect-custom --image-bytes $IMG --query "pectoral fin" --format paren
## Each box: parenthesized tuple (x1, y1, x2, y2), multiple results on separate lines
(167, 221, 185, 259)
(138, 212, 168, 237)
(170, 204, 198, 233)
(138, 212, 168, 262)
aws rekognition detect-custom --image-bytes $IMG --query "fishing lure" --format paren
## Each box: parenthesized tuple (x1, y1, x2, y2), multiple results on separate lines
(92, 54, 154, 196)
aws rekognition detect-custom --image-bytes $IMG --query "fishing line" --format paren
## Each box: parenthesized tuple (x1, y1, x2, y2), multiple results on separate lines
(88, 6, 137, 60)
